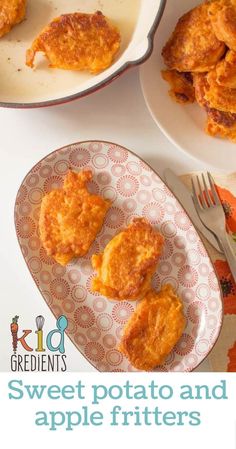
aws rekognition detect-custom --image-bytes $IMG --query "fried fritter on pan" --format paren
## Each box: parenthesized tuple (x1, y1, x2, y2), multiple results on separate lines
(161, 70, 195, 103)
(118, 285, 186, 371)
(39, 170, 110, 266)
(91, 218, 164, 301)
(162, 3, 225, 73)
(208, 0, 236, 51)
(0, 0, 26, 38)
(26, 11, 121, 73)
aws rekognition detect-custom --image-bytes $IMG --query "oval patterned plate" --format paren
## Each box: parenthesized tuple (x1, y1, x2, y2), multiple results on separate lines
(14, 141, 223, 372)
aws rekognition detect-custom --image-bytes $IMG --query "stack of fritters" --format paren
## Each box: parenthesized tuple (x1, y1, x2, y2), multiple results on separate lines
(162, 0, 236, 142)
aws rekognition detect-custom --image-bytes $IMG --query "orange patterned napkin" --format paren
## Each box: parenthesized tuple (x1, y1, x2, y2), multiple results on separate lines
(180, 173, 236, 372)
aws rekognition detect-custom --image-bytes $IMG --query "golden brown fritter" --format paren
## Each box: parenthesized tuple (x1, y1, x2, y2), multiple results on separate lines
(91, 218, 164, 301)
(26, 11, 121, 73)
(208, 0, 236, 51)
(162, 3, 225, 73)
(161, 70, 195, 104)
(206, 70, 236, 112)
(194, 70, 236, 113)
(0, 0, 26, 38)
(118, 285, 186, 371)
(214, 50, 236, 88)
(194, 72, 236, 141)
(39, 170, 110, 266)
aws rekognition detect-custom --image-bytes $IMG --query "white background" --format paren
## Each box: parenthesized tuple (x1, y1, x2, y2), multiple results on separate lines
(0, 67, 226, 372)
(0, 373, 235, 448)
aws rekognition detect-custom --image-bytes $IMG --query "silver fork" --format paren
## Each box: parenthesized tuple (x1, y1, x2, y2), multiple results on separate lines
(191, 172, 236, 283)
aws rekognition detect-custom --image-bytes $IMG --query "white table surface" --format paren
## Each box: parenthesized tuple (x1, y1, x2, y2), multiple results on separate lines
(0, 67, 217, 372)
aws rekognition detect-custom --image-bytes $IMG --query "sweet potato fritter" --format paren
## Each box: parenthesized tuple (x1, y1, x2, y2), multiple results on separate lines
(118, 285, 186, 371)
(194, 70, 236, 113)
(208, 0, 236, 51)
(26, 11, 121, 73)
(0, 0, 26, 38)
(162, 3, 225, 72)
(214, 50, 236, 88)
(39, 170, 110, 266)
(205, 70, 236, 113)
(91, 218, 164, 301)
(161, 70, 195, 104)
(194, 72, 236, 141)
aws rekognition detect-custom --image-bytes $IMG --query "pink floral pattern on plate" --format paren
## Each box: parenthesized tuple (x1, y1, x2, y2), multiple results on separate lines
(14, 141, 223, 372)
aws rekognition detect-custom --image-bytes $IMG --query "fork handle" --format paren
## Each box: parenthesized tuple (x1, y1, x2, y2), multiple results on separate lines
(218, 233, 236, 283)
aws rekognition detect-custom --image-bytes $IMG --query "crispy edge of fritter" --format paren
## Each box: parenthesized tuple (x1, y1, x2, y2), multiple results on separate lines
(214, 50, 236, 88)
(91, 264, 156, 302)
(118, 285, 186, 371)
(193, 72, 209, 108)
(193, 72, 236, 141)
(206, 114, 236, 141)
(161, 70, 195, 104)
(205, 69, 236, 113)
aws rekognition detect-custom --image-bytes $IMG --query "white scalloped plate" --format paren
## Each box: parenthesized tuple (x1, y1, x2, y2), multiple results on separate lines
(14, 141, 223, 372)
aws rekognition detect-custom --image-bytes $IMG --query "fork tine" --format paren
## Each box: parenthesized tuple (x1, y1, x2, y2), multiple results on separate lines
(202, 173, 213, 206)
(207, 172, 221, 205)
(191, 178, 202, 210)
(197, 175, 208, 209)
